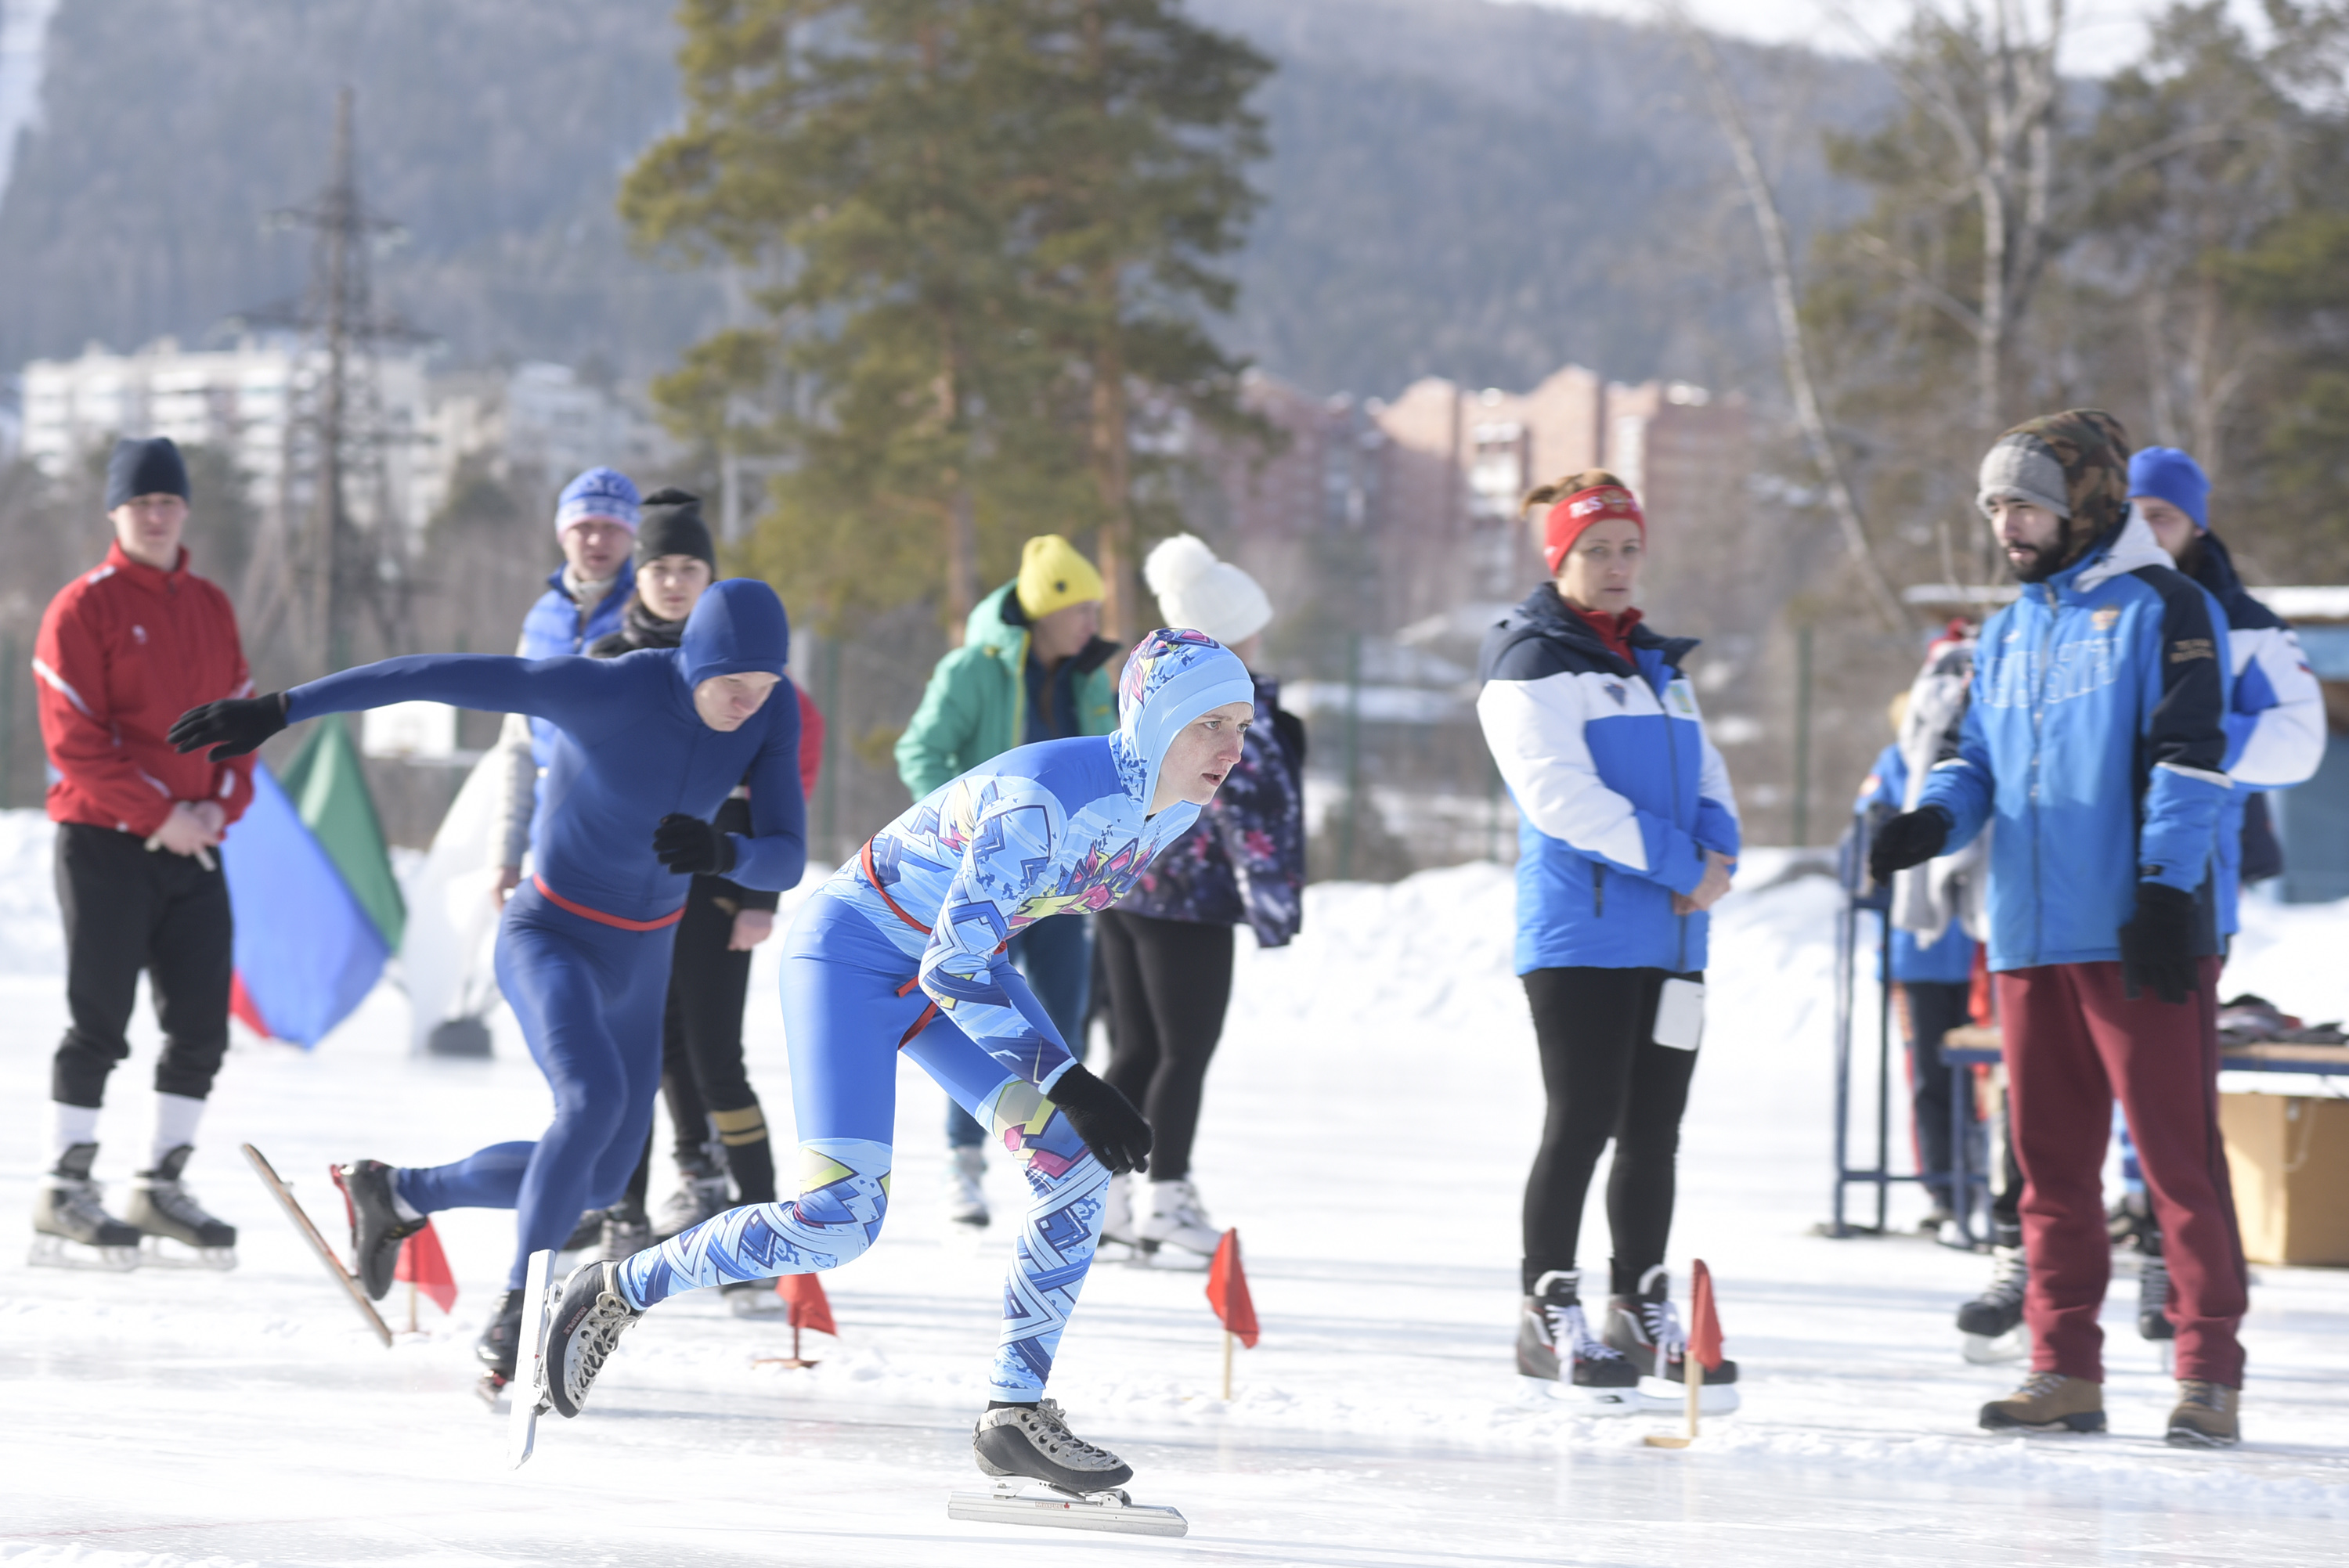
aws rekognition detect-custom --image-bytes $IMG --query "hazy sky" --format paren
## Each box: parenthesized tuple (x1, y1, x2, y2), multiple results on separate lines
(1515, 0, 2272, 74)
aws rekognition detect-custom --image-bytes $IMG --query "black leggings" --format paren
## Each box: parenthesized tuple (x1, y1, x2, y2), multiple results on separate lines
(1901, 980, 1973, 1211)
(624, 874, 777, 1212)
(1521, 965, 1701, 1296)
(1096, 910, 1234, 1182)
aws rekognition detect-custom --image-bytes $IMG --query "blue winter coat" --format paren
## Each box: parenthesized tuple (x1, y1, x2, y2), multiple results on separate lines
(1113, 674, 1306, 948)
(1918, 515, 2232, 972)
(2181, 531, 2326, 935)
(517, 561, 636, 843)
(1476, 584, 1740, 974)
(1855, 744, 1976, 985)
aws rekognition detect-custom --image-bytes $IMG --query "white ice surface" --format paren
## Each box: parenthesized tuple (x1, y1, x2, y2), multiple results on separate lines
(0, 816, 2344, 1565)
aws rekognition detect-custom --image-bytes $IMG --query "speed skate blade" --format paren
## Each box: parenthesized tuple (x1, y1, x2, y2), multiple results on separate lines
(1962, 1327, 2026, 1364)
(137, 1235, 237, 1271)
(506, 1249, 554, 1469)
(949, 1483, 1187, 1538)
(239, 1145, 393, 1347)
(27, 1234, 139, 1272)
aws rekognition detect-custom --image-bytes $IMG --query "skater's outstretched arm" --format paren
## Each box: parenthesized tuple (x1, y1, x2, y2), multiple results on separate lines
(171, 654, 631, 759)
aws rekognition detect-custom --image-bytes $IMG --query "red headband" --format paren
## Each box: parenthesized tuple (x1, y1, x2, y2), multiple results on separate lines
(1542, 485, 1645, 574)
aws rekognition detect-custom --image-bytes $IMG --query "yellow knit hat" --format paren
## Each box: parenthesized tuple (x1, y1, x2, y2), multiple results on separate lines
(1015, 534, 1106, 620)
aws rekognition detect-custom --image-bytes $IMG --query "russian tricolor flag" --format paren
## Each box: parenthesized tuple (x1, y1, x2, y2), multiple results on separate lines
(222, 715, 405, 1047)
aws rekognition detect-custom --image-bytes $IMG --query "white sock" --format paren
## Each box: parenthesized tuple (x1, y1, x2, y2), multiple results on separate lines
(51, 1103, 100, 1162)
(151, 1093, 207, 1169)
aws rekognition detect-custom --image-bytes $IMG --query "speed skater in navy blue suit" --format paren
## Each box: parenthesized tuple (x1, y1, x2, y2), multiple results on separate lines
(171, 579, 806, 1386)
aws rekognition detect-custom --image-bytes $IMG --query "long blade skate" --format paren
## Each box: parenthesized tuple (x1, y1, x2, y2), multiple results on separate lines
(948, 1482, 1187, 1537)
(26, 1233, 141, 1271)
(240, 1144, 392, 1348)
(135, 1236, 237, 1271)
(506, 1248, 554, 1469)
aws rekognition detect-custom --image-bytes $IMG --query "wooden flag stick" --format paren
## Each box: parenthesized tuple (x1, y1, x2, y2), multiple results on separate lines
(1645, 1357, 1705, 1449)
(406, 1280, 418, 1335)
(1221, 1330, 1234, 1400)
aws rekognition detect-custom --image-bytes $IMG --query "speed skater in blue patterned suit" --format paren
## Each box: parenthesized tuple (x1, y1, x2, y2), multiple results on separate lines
(542, 628, 1253, 1498)
(167, 579, 806, 1392)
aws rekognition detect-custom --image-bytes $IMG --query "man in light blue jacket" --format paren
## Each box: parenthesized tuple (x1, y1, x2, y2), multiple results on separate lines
(1871, 409, 2246, 1449)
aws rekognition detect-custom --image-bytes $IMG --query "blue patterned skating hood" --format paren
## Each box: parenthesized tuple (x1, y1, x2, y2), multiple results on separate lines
(1114, 627, 1254, 809)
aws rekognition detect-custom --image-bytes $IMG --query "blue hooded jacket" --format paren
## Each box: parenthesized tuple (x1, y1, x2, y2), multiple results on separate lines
(1918, 513, 2232, 971)
(829, 628, 1253, 1092)
(1475, 583, 1741, 974)
(290, 579, 806, 923)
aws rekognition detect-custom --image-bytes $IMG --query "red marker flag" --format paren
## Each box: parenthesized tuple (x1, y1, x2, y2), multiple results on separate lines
(1205, 1229, 1259, 1348)
(774, 1271, 838, 1337)
(1688, 1258, 1724, 1373)
(394, 1220, 457, 1314)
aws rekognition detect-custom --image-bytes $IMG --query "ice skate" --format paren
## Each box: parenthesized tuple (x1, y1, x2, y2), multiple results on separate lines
(1603, 1266, 1741, 1415)
(29, 1143, 140, 1271)
(1979, 1372, 2105, 1433)
(1516, 1270, 1644, 1413)
(331, 1159, 425, 1301)
(1137, 1177, 1218, 1268)
(946, 1144, 989, 1228)
(504, 1250, 556, 1464)
(1097, 1171, 1138, 1260)
(2136, 1239, 2175, 1343)
(543, 1259, 643, 1419)
(125, 1144, 236, 1269)
(2166, 1379, 2239, 1448)
(600, 1205, 653, 1260)
(950, 1400, 1186, 1537)
(1957, 1244, 2028, 1363)
(654, 1159, 731, 1241)
(475, 1285, 529, 1393)
(240, 1146, 392, 1346)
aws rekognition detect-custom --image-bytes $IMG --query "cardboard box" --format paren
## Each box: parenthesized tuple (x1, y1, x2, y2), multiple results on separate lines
(2219, 1093, 2349, 1267)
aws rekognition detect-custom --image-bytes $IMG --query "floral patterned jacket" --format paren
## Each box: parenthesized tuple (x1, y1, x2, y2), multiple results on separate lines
(1114, 675, 1306, 947)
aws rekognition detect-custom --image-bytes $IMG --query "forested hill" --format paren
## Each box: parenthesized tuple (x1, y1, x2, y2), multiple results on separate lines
(0, 0, 1883, 398)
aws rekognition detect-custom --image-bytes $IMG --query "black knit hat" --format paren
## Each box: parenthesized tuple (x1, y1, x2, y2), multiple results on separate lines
(633, 488, 715, 569)
(105, 437, 189, 511)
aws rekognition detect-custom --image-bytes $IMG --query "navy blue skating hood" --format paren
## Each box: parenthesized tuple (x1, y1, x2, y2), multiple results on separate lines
(680, 579, 791, 687)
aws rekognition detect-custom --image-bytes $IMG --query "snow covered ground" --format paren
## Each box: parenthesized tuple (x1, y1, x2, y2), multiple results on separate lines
(1, 814, 2345, 1566)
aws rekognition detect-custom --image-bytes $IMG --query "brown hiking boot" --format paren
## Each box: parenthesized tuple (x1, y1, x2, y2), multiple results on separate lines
(2166, 1379, 2239, 1448)
(1979, 1372, 2105, 1433)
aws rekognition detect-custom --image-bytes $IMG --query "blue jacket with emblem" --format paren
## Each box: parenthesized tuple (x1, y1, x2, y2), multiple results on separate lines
(1476, 584, 1740, 975)
(1918, 513, 2233, 971)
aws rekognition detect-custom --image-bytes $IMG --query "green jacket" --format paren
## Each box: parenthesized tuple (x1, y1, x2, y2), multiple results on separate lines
(895, 581, 1120, 800)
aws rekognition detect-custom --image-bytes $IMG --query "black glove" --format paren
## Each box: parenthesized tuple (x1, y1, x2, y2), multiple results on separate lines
(168, 693, 288, 759)
(2120, 881, 2199, 1005)
(1867, 806, 1951, 886)
(652, 813, 736, 876)
(1047, 1064, 1153, 1175)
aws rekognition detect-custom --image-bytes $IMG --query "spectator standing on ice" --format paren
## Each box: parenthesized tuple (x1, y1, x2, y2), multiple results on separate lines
(1853, 690, 1979, 1239)
(1871, 409, 2248, 1447)
(1095, 535, 1304, 1267)
(1476, 469, 1741, 1407)
(2113, 445, 2323, 1346)
(489, 467, 642, 905)
(895, 535, 1121, 1227)
(30, 438, 256, 1270)
(587, 489, 827, 1309)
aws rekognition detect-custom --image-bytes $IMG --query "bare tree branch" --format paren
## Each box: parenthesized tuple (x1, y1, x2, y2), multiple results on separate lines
(1660, 4, 1911, 636)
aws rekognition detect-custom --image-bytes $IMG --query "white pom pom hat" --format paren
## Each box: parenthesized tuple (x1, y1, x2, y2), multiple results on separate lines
(1142, 534, 1273, 646)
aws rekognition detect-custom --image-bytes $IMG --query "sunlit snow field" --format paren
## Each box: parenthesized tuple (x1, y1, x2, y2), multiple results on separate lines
(0, 813, 2344, 1566)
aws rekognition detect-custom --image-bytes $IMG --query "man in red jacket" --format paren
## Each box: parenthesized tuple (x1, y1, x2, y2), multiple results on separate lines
(31, 437, 257, 1269)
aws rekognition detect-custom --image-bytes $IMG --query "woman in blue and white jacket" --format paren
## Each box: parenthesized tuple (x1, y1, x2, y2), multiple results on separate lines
(1478, 468, 1741, 1404)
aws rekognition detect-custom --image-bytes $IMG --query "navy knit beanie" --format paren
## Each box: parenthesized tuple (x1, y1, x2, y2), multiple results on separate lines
(634, 488, 716, 570)
(105, 437, 189, 511)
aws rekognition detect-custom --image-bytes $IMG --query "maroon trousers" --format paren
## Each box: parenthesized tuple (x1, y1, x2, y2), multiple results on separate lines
(1997, 958, 2246, 1386)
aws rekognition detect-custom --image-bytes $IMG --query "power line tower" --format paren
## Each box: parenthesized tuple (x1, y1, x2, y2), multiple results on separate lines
(239, 86, 425, 679)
